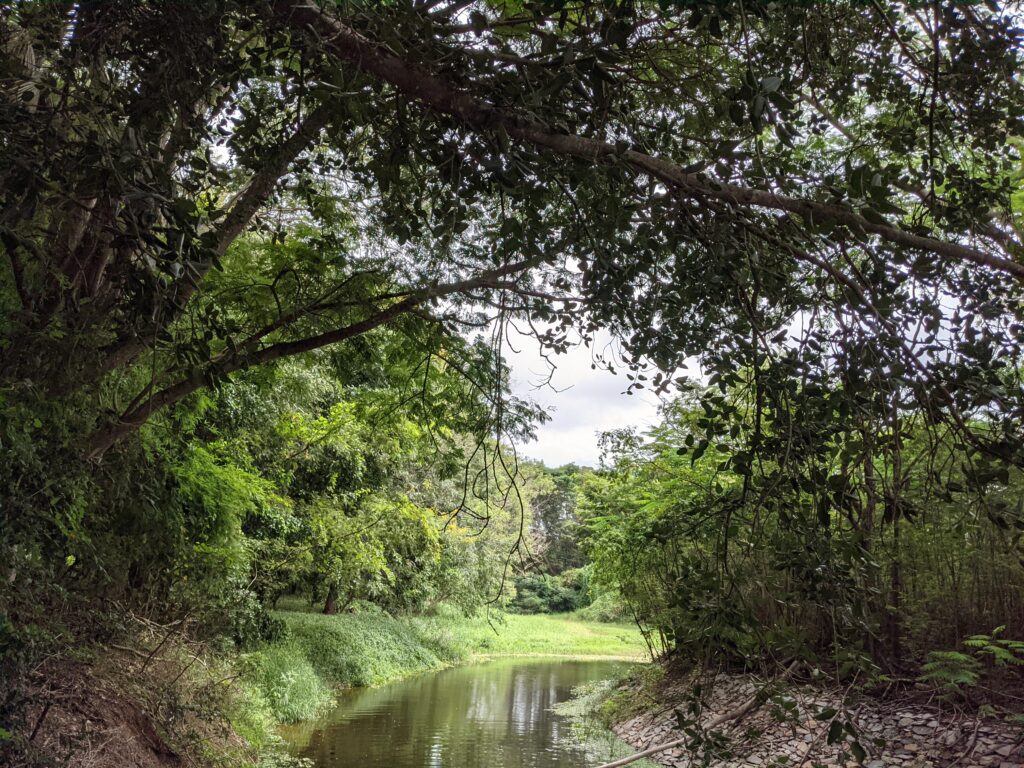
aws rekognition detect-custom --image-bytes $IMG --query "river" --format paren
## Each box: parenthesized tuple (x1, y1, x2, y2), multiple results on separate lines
(280, 658, 638, 767)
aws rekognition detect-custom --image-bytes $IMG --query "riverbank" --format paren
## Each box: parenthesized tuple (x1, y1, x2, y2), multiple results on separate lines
(575, 664, 1024, 768)
(4, 606, 647, 768)
(241, 602, 649, 724)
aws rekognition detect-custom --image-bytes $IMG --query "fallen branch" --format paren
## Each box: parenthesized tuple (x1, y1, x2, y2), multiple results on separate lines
(948, 715, 982, 768)
(593, 661, 799, 768)
(107, 643, 163, 662)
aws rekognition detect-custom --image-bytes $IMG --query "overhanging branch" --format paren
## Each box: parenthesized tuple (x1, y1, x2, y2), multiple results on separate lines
(275, 0, 1024, 282)
(85, 256, 545, 458)
(95, 102, 333, 378)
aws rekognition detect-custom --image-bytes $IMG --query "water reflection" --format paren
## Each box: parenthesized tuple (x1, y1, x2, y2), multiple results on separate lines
(281, 658, 627, 768)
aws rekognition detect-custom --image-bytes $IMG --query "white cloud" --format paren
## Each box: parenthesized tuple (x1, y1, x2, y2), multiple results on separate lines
(505, 327, 665, 467)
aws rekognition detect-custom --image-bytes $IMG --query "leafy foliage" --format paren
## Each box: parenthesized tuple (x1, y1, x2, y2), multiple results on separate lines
(920, 627, 1024, 695)
(582, 391, 1024, 676)
(3, 0, 1024, 759)
(919, 651, 982, 692)
(509, 568, 592, 614)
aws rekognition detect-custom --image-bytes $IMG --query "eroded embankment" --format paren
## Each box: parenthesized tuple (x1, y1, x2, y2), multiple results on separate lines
(599, 668, 1024, 768)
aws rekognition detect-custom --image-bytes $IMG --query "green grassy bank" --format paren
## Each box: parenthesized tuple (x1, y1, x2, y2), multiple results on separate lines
(240, 602, 648, 724)
(409, 609, 649, 660)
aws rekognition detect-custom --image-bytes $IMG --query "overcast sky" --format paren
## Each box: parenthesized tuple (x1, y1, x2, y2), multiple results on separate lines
(505, 327, 666, 468)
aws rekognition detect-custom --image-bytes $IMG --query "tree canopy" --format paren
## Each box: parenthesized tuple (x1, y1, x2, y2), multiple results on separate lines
(3, 2, 1024, 756)
(1, 0, 1022, 465)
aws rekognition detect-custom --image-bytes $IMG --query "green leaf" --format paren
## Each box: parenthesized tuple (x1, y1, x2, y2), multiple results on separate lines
(850, 740, 866, 763)
(827, 720, 844, 744)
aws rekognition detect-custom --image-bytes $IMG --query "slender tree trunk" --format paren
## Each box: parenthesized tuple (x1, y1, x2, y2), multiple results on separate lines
(323, 583, 339, 615)
(862, 433, 877, 546)
(888, 406, 904, 662)
(889, 517, 903, 661)
(861, 427, 881, 664)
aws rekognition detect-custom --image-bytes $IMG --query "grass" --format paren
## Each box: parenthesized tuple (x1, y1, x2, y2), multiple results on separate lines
(238, 641, 334, 723)
(276, 609, 455, 686)
(409, 610, 648, 660)
(240, 600, 649, 724)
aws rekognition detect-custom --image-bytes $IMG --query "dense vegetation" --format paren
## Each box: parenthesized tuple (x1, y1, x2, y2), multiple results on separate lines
(582, 395, 1024, 682)
(3, 0, 1024, 764)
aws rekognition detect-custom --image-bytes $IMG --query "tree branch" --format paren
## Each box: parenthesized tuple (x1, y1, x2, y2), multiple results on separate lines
(85, 256, 544, 458)
(95, 102, 333, 377)
(276, 0, 1024, 282)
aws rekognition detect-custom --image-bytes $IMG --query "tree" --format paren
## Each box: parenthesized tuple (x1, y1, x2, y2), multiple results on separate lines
(2, 0, 1024, 671)
(3, 6, 1024, 757)
(529, 464, 588, 574)
(1, 0, 1022, 474)
(582, 386, 1024, 670)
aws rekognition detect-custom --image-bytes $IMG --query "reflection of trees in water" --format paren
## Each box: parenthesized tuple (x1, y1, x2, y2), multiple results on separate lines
(292, 660, 623, 767)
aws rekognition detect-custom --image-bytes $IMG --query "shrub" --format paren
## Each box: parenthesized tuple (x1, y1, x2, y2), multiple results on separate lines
(279, 611, 447, 687)
(919, 651, 981, 692)
(509, 570, 591, 614)
(574, 591, 629, 623)
(919, 628, 1024, 696)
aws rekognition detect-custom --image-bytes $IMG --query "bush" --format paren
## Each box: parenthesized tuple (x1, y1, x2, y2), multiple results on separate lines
(284, 611, 446, 687)
(509, 569, 591, 614)
(224, 581, 288, 650)
(574, 591, 629, 623)
(241, 606, 475, 726)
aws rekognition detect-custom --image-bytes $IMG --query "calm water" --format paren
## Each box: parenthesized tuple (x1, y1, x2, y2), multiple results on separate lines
(280, 658, 629, 768)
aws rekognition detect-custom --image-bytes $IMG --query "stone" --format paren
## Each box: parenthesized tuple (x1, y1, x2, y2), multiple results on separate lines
(604, 672, 1024, 768)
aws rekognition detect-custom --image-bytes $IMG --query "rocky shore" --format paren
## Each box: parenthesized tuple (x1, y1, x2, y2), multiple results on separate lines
(611, 672, 1024, 768)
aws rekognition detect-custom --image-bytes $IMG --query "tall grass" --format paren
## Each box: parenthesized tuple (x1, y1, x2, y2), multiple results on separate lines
(239, 642, 334, 723)
(281, 610, 459, 686)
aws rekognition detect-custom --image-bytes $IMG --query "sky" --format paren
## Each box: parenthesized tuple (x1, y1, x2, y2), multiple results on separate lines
(505, 327, 666, 468)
